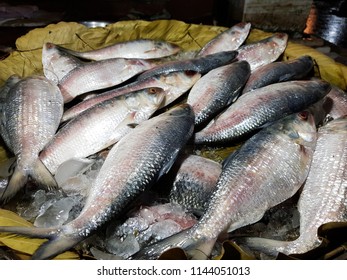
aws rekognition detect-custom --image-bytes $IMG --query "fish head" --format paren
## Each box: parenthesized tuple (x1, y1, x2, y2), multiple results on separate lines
(153, 41, 181, 56)
(139, 87, 166, 108)
(280, 111, 317, 149)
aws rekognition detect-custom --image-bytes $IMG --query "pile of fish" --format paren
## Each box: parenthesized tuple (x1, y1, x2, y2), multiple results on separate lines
(0, 21, 346, 260)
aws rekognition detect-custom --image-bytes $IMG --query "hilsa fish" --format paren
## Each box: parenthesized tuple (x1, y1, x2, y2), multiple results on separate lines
(136, 51, 238, 81)
(42, 42, 82, 85)
(242, 55, 315, 93)
(0, 76, 63, 202)
(322, 85, 347, 121)
(197, 22, 251, 57)
(0, 104, 195, 259)
(194, 79, 331, 145)
(168, 154, 222, 214)
(58, 57, 158, 103)
(39, 87, 165, 176)
(56, 39, 181, 60)
(187, 60, 251, 126)
(61, 71, 201, 123)
(236, 33, 288, 71)
(132, 111, 317, 259)
(234, 116, 347, 257)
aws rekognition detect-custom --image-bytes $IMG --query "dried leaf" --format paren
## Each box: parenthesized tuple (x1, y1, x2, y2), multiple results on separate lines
(0, 209, 79, 259)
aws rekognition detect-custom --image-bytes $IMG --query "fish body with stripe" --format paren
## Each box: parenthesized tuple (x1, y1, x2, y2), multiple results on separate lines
(0, 76, 63, 202)
(132, 111, 317, 259)
(187, 60, 251, 126)
(0, 104, 195, 259)
(57, 39, 181, 60)
(39, 87, 165, 176)
(197, 22, 251, 57)
(194, 79, 330, 145)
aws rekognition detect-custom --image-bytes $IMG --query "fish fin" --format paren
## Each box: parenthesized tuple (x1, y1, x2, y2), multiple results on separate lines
(234, 236, 291, 258)
(0, 225, 56, 238)
(30, 159, 58, 191)
(0, 225, 82, 260)
(0, 165, 28, 202)
(158, 148, 181, 179)
(32, 235, 83, 260)
(131, 228, 215, 260)
(131, 228, 194, 259)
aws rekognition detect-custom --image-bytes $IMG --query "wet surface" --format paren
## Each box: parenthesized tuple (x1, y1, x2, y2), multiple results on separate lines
(305, 0, 347, 48)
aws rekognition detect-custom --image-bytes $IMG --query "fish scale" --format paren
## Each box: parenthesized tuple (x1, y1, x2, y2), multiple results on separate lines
(0, 76, 63, 202)
(0, 103, 195, 259)
(235, 117, 347, 257)
(132, 111, 317, 259)
(194, 79, 331, 145)
(39, 87, 165, 176)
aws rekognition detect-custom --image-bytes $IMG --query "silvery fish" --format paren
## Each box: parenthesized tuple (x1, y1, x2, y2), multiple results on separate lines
(132, 111, 317, 259)
(194, 79, 330, 145)
(0, 76, 63, 202)
(0, 75, 21, 148)
(187, 60, 251, 126)
(42, 42, 82, 85)
(58, 57, 158, 103)
(235, 116, 347, 257)
(39, 87, 165, 176)
(136, 51, 238, 81)
(57, 39, 181, 60)
(0, 103, 195, 259)
(242, 55, 314, 93)
(61, 71, 201, 122)
(236, 33, 288, 71)
(322, 85, 347, 121)
(197, 22, 251, 57)
(168, 154, 222, 214)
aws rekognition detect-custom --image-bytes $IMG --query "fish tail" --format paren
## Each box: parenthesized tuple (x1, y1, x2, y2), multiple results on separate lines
(0, 165, 28, 202)
(0, 225, 82, 260)
(131, 228, 214, 260)
(32, 235, 83, 260)
(30, 159, 58, 191)
(234, 236, 292, 258)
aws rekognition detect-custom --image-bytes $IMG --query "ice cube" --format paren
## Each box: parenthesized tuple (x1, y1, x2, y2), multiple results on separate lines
(34, 196, 76, 228)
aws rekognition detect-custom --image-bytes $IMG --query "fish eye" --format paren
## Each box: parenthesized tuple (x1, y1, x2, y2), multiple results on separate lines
(298, 111, 309, 121)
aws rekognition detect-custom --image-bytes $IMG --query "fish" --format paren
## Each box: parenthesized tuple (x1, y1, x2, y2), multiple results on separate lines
(0, 75, 21, 149)
(136, 51, 238, 81)
(0, 103, 195, 259)
(132, 110, 318, 259)
(322, 85, 347, 122)
(39, 87, 165, 176)
(194, 79, 331, 145)
(187, 60, 251, 126)
(42, 42, 82, 85)
(61, 71, 201, 122)
(56, 39, 181, 60)
(197, 22, 251, 57)
(234, 116, 347, 257)
(0, 76, 64, 202)
(242, 55, 315, 93)
(236, 33, 288, 71)
(168, 154, 222, 214)
(58, 57, 158, 103)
